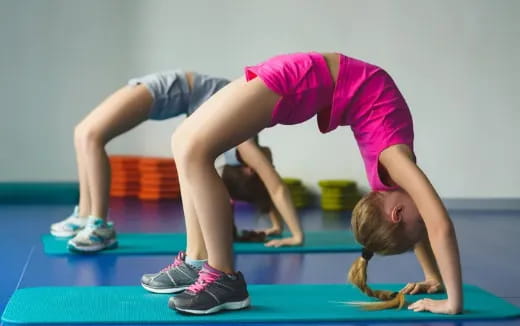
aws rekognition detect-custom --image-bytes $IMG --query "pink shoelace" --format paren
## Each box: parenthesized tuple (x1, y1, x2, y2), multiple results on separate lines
(187, 268, 221, 294)
(161, 252, 184, 272)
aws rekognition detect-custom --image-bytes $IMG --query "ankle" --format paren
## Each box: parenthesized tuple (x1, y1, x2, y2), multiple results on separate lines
(75, 206, 90, 219)
(185, 256, 207, 269)
(87, 216, 106, 226)
(185, 249, 208, 261)
(207, 262, 234, 275)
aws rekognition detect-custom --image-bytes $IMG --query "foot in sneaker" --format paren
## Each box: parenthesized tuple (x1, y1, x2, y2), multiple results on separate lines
(169, 263, 250, 315)
(67, 216, 117, 252)
(141, 251, 200, 294)
(50, 206, 87, 238)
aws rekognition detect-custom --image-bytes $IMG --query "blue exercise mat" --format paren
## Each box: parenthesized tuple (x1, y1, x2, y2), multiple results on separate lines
(2, 284, 519, 324)
(42, 231, 362, 255)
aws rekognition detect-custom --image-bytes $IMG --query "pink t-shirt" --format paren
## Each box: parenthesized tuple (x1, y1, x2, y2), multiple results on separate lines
(245, 52, 334, 127)
(318, 55, 414, 191)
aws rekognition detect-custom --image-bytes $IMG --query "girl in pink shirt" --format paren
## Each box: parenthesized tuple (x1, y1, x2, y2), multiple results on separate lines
(168, 52, 462, 316)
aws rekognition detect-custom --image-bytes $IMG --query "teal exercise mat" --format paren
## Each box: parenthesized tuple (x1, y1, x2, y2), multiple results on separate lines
(42, 231, 362, 255)
(3, 284, 519, 324)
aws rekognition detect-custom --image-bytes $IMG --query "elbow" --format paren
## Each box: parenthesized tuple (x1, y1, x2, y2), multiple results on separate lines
(428, 219, 456, 240)
(272, 183, 291, 203)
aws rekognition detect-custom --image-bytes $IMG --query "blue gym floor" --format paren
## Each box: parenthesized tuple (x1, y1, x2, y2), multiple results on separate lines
(1, 199, 519, 326)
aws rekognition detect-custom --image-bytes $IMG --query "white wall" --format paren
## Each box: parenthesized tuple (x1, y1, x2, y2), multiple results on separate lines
(0, 0, 139, 179)
(1, 0, 518, 198)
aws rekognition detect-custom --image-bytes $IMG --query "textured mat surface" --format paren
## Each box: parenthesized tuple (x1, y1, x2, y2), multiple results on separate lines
(42, 231, 362, 255)
(3, 284, 519, 324)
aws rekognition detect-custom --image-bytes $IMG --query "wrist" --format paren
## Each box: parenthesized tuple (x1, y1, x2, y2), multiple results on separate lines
(292, 232, 304, 242)
(446, 300, 462, 314)
(424, 273, 442, 282)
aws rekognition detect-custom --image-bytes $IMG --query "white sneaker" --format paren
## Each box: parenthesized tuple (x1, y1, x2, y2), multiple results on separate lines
(67, 216, 118, 253)
(50, 206, 87, 238)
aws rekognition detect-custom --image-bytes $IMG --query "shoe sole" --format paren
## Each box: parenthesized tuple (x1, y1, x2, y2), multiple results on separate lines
(50, 229, 80, 238)
(171, 297, 251, 315)
(141, 283, 188, 294)
(68, 239, 118, 253)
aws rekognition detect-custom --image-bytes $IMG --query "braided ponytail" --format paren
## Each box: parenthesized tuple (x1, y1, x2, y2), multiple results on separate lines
(347, 253, 406, 310)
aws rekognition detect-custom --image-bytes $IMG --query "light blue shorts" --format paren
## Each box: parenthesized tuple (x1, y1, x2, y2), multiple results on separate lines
(128, 70, 229, 120)
(129, 70, 239, 166)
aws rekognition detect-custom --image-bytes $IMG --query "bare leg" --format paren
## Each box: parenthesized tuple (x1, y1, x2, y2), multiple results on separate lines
(74, 128, 91, 217)
(264, 207, 283, 235)
(176, 172, 208, 260)
(172, 77, 279, 273)
(75, 85, 153, 220)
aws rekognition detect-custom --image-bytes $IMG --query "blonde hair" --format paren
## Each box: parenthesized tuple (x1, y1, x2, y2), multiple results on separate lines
(347, 191, 414, 310)
(347, 256, 406, 310)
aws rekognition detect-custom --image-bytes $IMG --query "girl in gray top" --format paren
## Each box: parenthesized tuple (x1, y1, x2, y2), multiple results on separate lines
(49, 70, 302, 253)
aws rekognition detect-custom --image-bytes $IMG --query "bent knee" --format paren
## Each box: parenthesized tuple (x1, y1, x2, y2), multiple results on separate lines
(74, 122, 106, 149)
(171, 130, 216, 167)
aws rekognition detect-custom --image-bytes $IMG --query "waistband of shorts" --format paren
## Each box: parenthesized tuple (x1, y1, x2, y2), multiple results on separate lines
(191, 72, 228, 88)
(318, 54, 349, 133)
(307, 52, 334, 84)
(175, 70, 191, 95)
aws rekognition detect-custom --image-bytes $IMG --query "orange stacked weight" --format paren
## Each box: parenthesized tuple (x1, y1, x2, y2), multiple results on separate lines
(109, 155, 141, 197)
(138, 157, 180, 200)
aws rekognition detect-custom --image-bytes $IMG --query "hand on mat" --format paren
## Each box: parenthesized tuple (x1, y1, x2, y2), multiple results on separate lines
(408, 298, 460, 314)
(265, 236, 302, 248)
(400, 279, 444, 295)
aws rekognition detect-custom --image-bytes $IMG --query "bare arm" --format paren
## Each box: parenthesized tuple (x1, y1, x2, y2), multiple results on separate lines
(236, 139, 304, 246)
(258, 146, 284, 235)
(257, 146, 283, 234)
(380, 144, 462, 314)
(401, 237, 444, 295)
(415, 237, 442, 281)
(260, 208, 283, 235)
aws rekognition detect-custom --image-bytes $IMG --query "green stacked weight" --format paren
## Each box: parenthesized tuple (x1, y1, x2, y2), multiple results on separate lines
(283, 178, 309, 208)
(319, 179, 361, 211)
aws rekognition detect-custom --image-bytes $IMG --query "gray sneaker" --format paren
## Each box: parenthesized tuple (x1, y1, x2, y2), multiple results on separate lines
(169, 263, 250, 315)
(141, 251, 200, 294)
